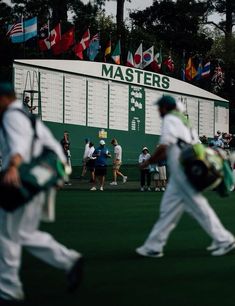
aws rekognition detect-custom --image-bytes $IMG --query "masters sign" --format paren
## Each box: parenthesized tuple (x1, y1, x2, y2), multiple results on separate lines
(101, 64, 170, 90)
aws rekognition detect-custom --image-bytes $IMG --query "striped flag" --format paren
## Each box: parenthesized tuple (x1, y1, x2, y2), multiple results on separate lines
(201, 61, 211, 78)
(7, 17, 38, 43)
(6, 22, 23, 37)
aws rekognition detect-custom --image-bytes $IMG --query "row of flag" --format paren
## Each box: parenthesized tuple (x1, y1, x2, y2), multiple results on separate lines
(6, 17, 224, 86)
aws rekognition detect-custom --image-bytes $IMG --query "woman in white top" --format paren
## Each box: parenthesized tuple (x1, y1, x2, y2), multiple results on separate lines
(138, 147, 151, 191)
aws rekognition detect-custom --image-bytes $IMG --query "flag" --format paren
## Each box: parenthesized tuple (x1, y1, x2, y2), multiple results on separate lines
(212, 65, 225, 87)
(87, 33, 100, 61)
(74, 29, 90, 59)
(185, 57, 197, 81)
(201, 61, 211, 78)
(142, 46, 154, 69)
(151, 50, 162, 73)
(8, 17, 38, 43)
(126, 51, 134, 67)
(52, 27, 75, 55)
(39, 23, 61, 51)
(181, 50, 186, 81)
(163, 55, 175, 73)
(112, 40, 121, 64)
(39, 23, 49, 39)
(104, 39, 111, 61)
(195, 59, 203, 80)
(6, 22, 23, 37)
(133, 43, 143, 69)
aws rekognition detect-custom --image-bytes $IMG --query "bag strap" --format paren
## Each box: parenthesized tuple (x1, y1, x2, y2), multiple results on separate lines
(170, 110, 195, 144)
(0, 108, 38, 157)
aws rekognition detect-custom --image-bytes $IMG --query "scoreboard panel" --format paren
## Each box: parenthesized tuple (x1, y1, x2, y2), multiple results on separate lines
(13, 63, 229, 139)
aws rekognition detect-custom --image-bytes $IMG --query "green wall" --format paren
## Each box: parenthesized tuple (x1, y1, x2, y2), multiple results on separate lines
(46, 121, 160, 166)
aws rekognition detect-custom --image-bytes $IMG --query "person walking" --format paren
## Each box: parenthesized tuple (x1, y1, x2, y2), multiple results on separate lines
(0, 83, 83, 304)
(86, 141, 96, 184)
(139, 147, 151, 192)
(81, 138, 90, 179)
(110, 138, 127, 186)
(136, 95, 235, 258)
(90, 140, 111, 191)
(60, 131, 72, 185)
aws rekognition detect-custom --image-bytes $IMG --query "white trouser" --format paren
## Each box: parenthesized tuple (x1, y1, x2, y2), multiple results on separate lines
(0, 193, 79, 301)
(143, 165, 234, 253)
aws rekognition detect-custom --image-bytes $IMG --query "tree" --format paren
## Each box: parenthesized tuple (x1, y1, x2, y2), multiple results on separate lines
(130, 0, 213, 54)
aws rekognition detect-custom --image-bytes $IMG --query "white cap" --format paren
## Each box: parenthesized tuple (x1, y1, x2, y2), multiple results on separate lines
(100, 140, 105, 145)
(142, 147, 149, 152)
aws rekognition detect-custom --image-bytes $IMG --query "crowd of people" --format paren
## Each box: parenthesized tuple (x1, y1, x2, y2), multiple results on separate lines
(200, 131, 234, 150)
(60, 133, 168, 192)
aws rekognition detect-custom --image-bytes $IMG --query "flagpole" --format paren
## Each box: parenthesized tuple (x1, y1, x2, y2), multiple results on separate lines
(183, 49, 186, 81)
(22, 15, 26, 58)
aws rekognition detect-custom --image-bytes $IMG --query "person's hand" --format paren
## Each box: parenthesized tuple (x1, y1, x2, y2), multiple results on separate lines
(3, 166, 21, 187)
(140, 161, 149, 169)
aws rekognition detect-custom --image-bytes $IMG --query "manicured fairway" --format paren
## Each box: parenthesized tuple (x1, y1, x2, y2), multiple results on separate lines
(22, 191, 235, 306)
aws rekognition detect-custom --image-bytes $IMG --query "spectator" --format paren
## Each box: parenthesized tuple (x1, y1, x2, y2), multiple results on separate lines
(154, 159, 167, 192)
(110, 138, 127, 186)
(222, 133, 232, 150)
(200, 135, 208, 145)
(60, 131, 72, 185)
(86, 142, 96, 183)
(217, 130, 222, 140)
(23, 96, 36, 113)
(210, 134, 224, 149)
(90, 140, 111, 191)
(139, 147, 151, 192)
(81, 138, 90, 179)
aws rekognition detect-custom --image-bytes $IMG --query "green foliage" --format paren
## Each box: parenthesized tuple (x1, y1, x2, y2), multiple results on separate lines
(130, 0, 213, 54)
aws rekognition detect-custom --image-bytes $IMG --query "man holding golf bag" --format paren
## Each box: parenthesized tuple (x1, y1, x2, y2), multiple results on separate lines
(0, 83, 83, 304)
(136, 95, 235, 258)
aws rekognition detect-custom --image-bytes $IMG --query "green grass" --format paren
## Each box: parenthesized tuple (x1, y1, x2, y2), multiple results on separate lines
(21, 191, 235, 306)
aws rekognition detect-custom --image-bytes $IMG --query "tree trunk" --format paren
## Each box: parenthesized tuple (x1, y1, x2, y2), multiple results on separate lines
(116, 0, 125, 61)
(50, 0, 68, 24)
(116, 0, 125, 36)
(224, 0, 233, 96)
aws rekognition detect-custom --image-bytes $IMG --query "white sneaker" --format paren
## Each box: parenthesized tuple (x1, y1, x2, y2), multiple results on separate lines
(136, 246, 164, 258)
(155, 188, 160, 192)
(123, 176, 128, 183)
(147, 187, 151, 192)
(206, 242, 219, 251)
(211, 242, 235, 256)
(100, 187, 104, 191)
(110, 181, 118, 186)
(140, 187, 144, 192)
(161, 187, 166, 192)
(90, 187, 97, 191)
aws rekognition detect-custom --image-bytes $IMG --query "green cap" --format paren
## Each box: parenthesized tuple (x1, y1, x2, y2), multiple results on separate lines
(156, 95, 176, 107)
(0, 82, 15, 97)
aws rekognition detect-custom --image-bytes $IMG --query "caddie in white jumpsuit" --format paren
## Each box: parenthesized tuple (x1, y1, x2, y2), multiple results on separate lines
(136, 95, 235, 258)
(0, 83, 83, 304)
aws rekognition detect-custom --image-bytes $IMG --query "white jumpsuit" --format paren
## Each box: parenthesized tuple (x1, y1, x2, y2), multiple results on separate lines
(142, 113, 234, 253)
(0, 101, 79, 301)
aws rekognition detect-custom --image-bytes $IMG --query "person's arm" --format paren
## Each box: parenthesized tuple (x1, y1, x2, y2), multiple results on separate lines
(3, 154, 23, 187)
(140, 145, 168, 169)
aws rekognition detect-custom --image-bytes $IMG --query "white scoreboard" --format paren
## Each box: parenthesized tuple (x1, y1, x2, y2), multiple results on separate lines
(13, 60, 229, 138)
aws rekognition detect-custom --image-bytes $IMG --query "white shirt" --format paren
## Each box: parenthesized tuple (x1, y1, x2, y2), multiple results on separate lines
(159, 113, 199, 172)
(0, 101, 66, 171)
(139, 153, 151, 169)
(87, 146, 95, 159)
(83, 143, 90, 159)
(114, 144, 122, 161)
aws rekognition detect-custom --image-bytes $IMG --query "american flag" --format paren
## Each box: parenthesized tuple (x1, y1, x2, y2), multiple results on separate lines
(6, 22, 23, 37)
